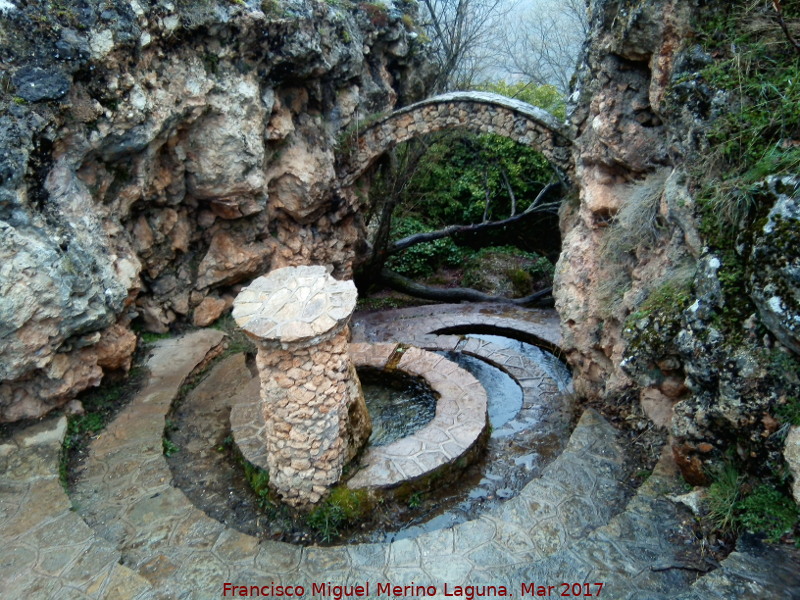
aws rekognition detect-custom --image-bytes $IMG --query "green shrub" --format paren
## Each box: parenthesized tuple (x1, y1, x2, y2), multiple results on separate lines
(461, 245, 554, 296)
(242, 461, 270, 499)
(162, 438, 180, 457)
(306, 487, 371, 542)
(736, 485, 798, 543)
(385, 217, 469, 277)
(706, 463, 799, 542)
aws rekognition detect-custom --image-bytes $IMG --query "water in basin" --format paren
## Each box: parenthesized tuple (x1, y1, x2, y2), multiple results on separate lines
(358, 367, 437, 446)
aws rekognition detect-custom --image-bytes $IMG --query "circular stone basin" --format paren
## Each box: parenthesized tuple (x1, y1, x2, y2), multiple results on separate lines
(359, 367, 437, 447)
(230, 342, 489, 493)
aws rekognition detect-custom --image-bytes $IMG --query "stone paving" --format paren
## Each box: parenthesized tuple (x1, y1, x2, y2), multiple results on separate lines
(350, 303, 563, 355)
(346, 343, 488, 490)
(3, 305, 800, 599)
(232, 265, 357, 347)
(232, 342, 490, 491)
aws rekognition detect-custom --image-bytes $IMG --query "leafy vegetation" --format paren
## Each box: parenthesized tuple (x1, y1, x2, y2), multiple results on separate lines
(461, 246, 554, 296)
(306, 487, 372, 543)
(359, 80, 566, 292)
(395, 131, 554, 228)
(476, 80, 567, 120)
(688, 2, 800, 330)
(696, 6, 800, 223)
(707, 463, 798, 543)
(385, 216, 469, 277)
(162, 438, 180, 457)
(775, 396, 800, 427)
(736, 485, 799, 543)
(241, 459, 272, 507)
(625, 280, 693, 329)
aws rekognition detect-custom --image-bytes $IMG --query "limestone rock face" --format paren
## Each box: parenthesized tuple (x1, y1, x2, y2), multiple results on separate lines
(786, 427, 800, 504)
(557, 0, 800, 484)
(555, 0, 698, 405)
(0, 1, 432, 421)
(750, 177, 800, 355)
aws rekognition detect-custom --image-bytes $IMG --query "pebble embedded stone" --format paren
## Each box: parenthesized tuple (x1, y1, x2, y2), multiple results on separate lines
(232, 265, 357, 348)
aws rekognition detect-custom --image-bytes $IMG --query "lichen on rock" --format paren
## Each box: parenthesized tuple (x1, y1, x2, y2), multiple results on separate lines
(750, 176, 800, 355)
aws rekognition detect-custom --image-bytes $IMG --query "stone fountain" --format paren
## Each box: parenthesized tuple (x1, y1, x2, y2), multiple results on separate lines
(231, 265, 371, 509)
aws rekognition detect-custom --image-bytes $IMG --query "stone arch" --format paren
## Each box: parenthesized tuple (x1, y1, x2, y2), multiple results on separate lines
(337, 91, 574, 187)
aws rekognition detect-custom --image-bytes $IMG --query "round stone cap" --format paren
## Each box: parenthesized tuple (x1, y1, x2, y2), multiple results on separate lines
(232, 266, 357, 347)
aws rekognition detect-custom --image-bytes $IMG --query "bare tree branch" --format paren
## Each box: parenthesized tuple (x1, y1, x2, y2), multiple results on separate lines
(501, 168, 517, 216)
(772, 0, 800, 55)
(482, 165, 491, 222)
(420, 0, 517, 91)
(496, 0, 588, 93)
(387, 182, 563, 255)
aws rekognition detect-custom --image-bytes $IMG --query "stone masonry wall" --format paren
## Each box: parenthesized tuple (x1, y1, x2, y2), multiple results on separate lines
(338, 91, 573, 187)
(255, 328, 357, 508)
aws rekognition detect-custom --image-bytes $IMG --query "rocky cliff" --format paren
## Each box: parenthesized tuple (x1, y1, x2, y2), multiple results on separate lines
(555, 0, 800, 487)
(3, 0, 799, 498)
(0, 0, 431, 421)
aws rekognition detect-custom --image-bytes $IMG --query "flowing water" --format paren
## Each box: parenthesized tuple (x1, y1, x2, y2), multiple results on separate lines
(468, 333, 573, 392)
(439, 351, 523, 429)
(166, 331, 573, 545)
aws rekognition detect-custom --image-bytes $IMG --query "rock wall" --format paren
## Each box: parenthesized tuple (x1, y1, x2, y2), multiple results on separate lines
(556, 0, 698, 406)
(556, 0, 800, 485)
(0, 0, 432, 421)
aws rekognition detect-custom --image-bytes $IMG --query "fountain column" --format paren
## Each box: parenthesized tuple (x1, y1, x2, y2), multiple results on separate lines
(231, 265, 371, 509)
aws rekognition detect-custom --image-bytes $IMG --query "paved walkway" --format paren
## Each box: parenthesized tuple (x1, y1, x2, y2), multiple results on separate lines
(2, 305, 799, 599)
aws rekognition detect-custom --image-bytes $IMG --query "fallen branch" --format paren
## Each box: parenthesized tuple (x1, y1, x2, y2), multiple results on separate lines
(387, 182, 562, 256)
(380, 268, 553, 306)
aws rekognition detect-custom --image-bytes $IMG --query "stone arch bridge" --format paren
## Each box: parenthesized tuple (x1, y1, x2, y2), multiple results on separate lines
(337, 91, 574, 187)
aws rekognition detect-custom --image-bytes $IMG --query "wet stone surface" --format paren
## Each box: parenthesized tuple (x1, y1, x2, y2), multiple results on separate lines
(6, 319, 800, 598)
(170, 308, 574, 544)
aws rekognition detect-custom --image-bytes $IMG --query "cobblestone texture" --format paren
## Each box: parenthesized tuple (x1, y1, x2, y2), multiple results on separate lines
(338, 92, 573, 187)
(232, 266, 369, 508)
(235, 342, 489, 492)
(3, 307, 799, 599)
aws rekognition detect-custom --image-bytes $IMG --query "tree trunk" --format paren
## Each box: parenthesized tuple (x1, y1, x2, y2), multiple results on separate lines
(380, 268, 553, 306)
